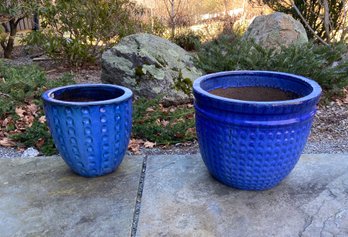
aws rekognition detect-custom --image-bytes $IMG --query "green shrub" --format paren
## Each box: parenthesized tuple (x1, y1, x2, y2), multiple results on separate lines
(0, 63, 73, 114)
(23, 0, 141, 65)
(197, 37, 348, 99)
(132, 98, 195, 145)
(11, 121, 57, 155)
(172, 29, 202, 51)
(142, 16, 167, 37)
(0, 62, 74, 154)
(0, 64, 44, 115)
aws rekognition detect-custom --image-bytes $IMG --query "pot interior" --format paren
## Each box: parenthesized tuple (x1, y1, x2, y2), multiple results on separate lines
(209, 86, 300, 101)
(50, 86, 125, 102)
(202, 72, 314, 102)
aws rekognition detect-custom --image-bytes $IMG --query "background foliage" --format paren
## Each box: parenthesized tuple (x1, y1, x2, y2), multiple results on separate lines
(0, 0, 39, 58)
(261, 0, 346, 43)
(132, 98, 195, 145)
(197, 36, 348, 99)
(23, 0, 142, 65)
(0, 63, 74, 154)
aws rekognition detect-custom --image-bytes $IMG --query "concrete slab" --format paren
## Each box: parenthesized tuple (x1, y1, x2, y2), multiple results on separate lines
(0, 156, 143, 237)
(137, 154, 348, 237)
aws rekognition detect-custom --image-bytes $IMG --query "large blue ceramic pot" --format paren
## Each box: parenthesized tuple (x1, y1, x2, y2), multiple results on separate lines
(193, 71, 321, 190)
(42, 84, 132, 177)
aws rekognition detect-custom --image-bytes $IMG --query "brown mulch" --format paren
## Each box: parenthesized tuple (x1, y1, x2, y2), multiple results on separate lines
(311, 101, 348, 142)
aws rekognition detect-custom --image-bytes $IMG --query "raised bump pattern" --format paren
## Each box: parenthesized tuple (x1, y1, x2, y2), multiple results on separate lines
(44, 100, 132, 177)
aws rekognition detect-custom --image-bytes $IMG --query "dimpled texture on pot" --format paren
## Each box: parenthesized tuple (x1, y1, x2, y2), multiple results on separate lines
(43, 85, 132, 177)
(196, 114, 312, 190)
(193, 71, 321, 190)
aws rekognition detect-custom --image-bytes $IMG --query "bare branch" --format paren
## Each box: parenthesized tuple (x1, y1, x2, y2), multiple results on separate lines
(0, 92, 11, 98)
(163, 0, 171, 16)
(2, 22, 9, 32)
(291, 1, 329, 46)
(15, 16, 25, 27)
(0, 41, 6, 50)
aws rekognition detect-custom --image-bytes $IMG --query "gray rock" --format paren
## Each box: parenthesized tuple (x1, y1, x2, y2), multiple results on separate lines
(101, 33, 203, 104)
(242, 12, 308, 50)
(21, 147, 39, 158)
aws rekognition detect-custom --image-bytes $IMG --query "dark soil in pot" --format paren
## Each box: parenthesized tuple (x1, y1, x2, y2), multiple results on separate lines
(209, 87, 300, 101)
(54, 96, 98, 102)
(52, 87, 125, 102)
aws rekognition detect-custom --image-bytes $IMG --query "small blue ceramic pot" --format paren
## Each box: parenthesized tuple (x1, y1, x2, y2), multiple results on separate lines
(193, 71, 321, 190)
(42, 84, 132, 177)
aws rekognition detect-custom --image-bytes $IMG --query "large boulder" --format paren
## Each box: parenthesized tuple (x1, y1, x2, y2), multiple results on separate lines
(242, 12, 308, 49)
(101, 33, 203, 104)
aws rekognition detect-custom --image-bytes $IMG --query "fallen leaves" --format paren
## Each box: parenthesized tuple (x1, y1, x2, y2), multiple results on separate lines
(128, 139, 144, 155)
(14, 104, 37, 129)
(27, 104, 39, 115)
(128, 139, 157, 154)
(0, 137, 16, 147)
(155, 119, 170, 127)
(144, 141, 156, 148)
(1, 102, 45, 149)
(1, 117, 11, 127)
(335, 88, 348, 105)
(15, 107, 26, 117)
(36, 138, 45, 148)
(38, 116, 46, 124)
(146, 107, 155, 112)
(1, 97, 197, 153)
(132, 99, 196, 147)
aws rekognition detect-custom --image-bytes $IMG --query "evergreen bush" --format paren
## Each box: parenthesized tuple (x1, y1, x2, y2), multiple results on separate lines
(0, 62, 74, 154)
(197, 37, 348, 99)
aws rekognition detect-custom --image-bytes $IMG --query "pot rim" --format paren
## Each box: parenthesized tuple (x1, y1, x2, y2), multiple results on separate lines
(42, 83, 133, 106)
(193, 70, 322, 106)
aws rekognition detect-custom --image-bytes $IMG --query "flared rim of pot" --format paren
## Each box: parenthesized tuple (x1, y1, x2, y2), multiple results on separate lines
(193, 70, 322, 114)
(42, 84, 133, 106)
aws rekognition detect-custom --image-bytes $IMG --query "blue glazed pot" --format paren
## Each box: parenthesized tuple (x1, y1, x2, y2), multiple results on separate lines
(42, 84, 132, 177)
(193, 71, 321, 190)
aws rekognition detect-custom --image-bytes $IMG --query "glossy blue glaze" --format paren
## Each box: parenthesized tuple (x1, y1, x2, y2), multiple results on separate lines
(42, 84, 132, 177)
(193, 71, 321, 190)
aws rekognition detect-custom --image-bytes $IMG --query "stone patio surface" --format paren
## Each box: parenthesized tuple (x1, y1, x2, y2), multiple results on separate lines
(0, 156, 143, 237)
(0, 153, 347, 237)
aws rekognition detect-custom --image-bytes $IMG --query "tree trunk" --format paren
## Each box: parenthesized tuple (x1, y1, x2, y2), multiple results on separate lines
(223, 0, 228, 16)
(3, 19, 17, 59)
(322, 0, 331, 43)
(340, 0, 347, 41)
(170, 0, 175, 39)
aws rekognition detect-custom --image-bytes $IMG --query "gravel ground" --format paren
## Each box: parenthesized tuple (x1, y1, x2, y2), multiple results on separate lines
(45, 67, 101, 84)
(0, 147, 22, 158)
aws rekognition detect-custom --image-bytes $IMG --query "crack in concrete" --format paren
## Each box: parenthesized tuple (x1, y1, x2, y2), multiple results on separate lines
(327, 188, 338, 199)
(131, 155, 148, 237)
(320, 214, 332, 237)
(298, 215, 314, 237)
(334, 210, 346, 228)
(319, 209, 347, 237)
(320, 209, 346, 237)
(299, 200, 326, 237)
